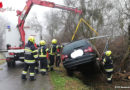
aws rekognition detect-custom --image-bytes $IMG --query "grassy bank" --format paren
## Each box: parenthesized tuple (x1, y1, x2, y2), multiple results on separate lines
(49, 66, 91, 90)
(0, 54, 5, 65)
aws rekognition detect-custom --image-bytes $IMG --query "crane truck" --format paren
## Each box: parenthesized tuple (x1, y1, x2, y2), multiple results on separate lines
(5, 0, 82, 67)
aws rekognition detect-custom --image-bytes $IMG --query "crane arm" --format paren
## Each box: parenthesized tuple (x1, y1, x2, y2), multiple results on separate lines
(15, 0, 82, 49)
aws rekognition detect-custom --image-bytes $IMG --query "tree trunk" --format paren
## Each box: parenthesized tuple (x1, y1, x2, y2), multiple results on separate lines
(120, 25, 130, 71)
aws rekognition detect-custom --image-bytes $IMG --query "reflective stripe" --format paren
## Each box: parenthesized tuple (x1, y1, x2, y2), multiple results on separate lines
(25, 51, 32, 55)
(39, 48, 47, 57)
(50, 45, 55, 55)
(107, 77, 112, 81)
(24, 49, 33, 52)
(103, 58, 106, 63)
(50, 46, 53, 55)
(33, 50, 38, 53)
(30, 73, 35, 76)
(46, 48, 49, 52)
(47, 65, 50, 68)
(56, 45, 58, 48)
(39, 55, 47, 57)
(49, 53, 55, 55)
(35, 67, 38, 69)
(24, 48, 33, 55)
(61, 45, 63, 48)
(34, 55, 38, 58)
(105, 68, 113, 72)
(33, 50, 38, 58)
(40, 69, 46, 72)
(57, 54, 60, 56)
(22, 71, 27, 75)
(24, 59, 35, 64)
(110, 57, 112, 59)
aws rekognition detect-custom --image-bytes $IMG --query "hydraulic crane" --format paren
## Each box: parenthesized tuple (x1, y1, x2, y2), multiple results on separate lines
(13, 0, 82, 49)
(4, 0, 82, 67)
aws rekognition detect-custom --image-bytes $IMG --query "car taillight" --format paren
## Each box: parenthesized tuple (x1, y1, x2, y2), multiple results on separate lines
(9, 53, 14, 55)
(61, 55, 68, 60)
(84, 47, 93, 53)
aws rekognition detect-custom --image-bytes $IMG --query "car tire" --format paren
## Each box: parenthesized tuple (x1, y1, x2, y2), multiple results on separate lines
(6, 58, 16, 67)
(7, 61, 11, 67)
(6, 58, 11, 67)
(11, 60, 16, 67)
(66, 68, 73, 77)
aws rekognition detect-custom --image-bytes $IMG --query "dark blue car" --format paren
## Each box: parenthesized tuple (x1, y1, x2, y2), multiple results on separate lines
(62, 39, 99, 76)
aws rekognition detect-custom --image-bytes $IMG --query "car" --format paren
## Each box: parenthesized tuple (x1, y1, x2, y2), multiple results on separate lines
(61, 39, 99, 76)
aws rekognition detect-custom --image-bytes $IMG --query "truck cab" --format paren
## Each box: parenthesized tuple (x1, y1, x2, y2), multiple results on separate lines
(5, 26, 41, 67)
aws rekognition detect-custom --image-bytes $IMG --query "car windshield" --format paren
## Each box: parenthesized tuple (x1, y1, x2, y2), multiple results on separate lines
(62, 39, 91, 55)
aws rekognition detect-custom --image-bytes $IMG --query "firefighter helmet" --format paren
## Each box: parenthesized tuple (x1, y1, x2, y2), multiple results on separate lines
(40, 40, 46, 45)
(51, 39, 57, 44)
(28, 36, 35, 43)
(105, 50, 112, 56)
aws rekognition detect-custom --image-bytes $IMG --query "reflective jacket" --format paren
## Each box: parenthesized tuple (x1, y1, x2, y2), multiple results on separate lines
(38, 45, 49, 58)
(56, 45, 63, 56)
(24, 41, 37, 64)
(103, 56, 113, 72)
(49, 44, 57, 55)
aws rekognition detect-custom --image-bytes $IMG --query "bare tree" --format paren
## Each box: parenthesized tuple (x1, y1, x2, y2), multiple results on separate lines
(26, 14, 42, 39)
(0, 16, 9, 49)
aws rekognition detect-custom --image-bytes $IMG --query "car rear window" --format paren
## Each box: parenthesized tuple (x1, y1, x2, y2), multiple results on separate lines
(62, 39, 91, 55)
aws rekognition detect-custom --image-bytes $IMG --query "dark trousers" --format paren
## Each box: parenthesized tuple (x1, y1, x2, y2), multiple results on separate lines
(40, 57, 47, 72)
(106, 72, 113, 83)
(49, 55, 55, 70)
(56, 56, 61, 67)
(22, 63, 35, 79)
(35, 61, 39, 73)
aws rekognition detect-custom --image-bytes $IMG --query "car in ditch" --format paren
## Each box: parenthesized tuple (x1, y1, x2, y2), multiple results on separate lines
(61, 39, 99, 76)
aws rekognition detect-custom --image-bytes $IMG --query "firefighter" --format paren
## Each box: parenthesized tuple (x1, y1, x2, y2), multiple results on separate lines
(103, 50, 113, 83)
(49, 39, 57, 71)
(56, 45, 63, 67)
(38, 40, 49, 75)
(21, 36, 38, 81)
(34, 42, 39, 74)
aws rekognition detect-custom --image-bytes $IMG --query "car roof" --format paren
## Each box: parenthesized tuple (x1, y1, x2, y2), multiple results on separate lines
(62, 39, 91, 55)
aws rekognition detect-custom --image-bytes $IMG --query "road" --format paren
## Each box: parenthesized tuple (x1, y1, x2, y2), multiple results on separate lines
(0, 62, 52, 90)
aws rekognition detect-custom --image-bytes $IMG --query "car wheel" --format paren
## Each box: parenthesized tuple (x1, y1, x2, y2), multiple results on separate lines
(6, 58, 11, 67)
(7, 61, 11, 67)
(11, 60, 16, 67)
(66, 68, 73, 77)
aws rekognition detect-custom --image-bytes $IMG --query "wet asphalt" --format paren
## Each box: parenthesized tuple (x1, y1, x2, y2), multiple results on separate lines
(0, 62, 52, 90)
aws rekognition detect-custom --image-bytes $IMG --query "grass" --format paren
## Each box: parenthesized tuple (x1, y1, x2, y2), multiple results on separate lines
(0, 54, 5, 65)
(49, 66, 91, 90)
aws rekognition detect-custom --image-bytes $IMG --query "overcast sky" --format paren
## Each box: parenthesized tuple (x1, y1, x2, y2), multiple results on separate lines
(0, 0, 65, 47)
(0, 0, 64, 26)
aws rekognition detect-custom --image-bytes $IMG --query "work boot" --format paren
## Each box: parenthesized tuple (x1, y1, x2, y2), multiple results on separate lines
(21, 75, 27, 80)
(41, 72, 46, 75)
(107, 80, 112, 84)
(29, 76, 36, 81)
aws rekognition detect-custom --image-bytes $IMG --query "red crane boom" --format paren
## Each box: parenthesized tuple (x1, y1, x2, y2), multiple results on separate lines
(13, 0, 82, 49)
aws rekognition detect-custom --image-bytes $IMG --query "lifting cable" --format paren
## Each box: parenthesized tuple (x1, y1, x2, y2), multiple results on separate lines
(71, 17, 111, 58)
(71, 18, 99, 42)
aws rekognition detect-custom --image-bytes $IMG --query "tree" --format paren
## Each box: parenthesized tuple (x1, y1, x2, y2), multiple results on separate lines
(26, 14, 42, 39)
(0, 16, 9, 49)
